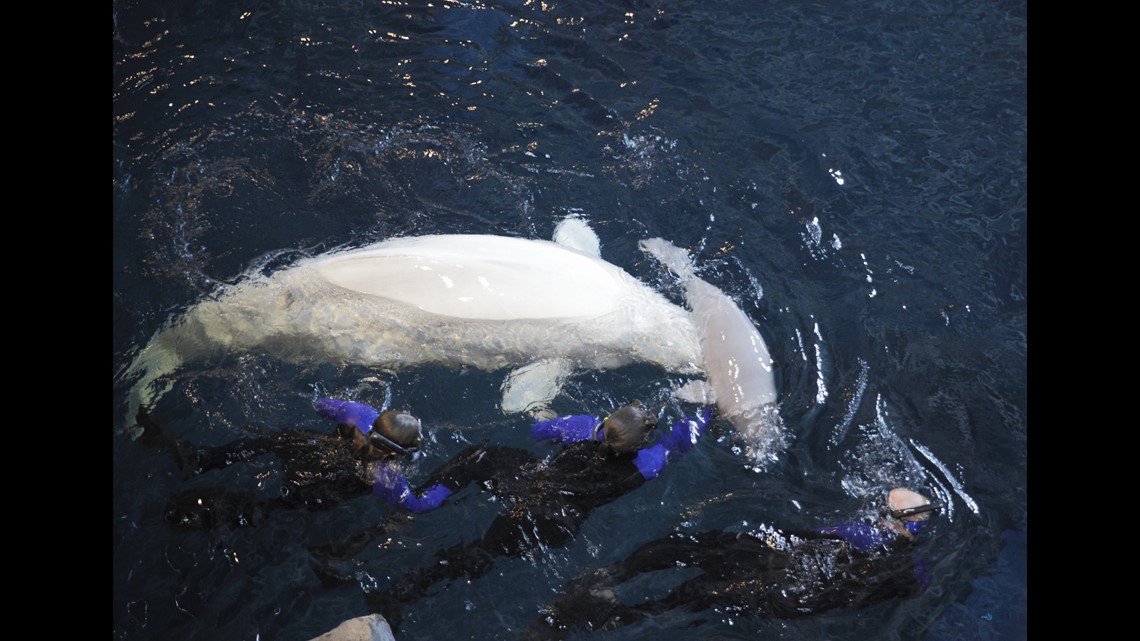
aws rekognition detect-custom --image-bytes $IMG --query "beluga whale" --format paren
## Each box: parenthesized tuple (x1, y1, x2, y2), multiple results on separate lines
(122, 217, 705, 421)
(640, 237, 784, 465)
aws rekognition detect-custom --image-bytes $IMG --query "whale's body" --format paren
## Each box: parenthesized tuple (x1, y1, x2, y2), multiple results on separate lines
(640, 238, 784, 464)
(123, 220, 704, 419)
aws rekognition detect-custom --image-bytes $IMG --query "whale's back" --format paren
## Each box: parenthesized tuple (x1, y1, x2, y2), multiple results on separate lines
(316, 235, 624, 320)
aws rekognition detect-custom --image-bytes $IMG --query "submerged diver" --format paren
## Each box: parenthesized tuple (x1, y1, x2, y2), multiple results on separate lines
(135, 402, 426, 529)
(525, 488, 941, 638)
(323, 399, 713, 625)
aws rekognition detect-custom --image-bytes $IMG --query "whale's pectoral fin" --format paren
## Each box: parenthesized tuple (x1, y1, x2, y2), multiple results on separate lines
(552, 216, 601, 257)
(674, 379, 716, 405)
(500, 358, 574, 415)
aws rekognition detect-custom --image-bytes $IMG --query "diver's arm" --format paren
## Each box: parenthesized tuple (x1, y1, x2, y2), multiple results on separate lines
(817, 520, 926, 552)
(531, 414, 601, 443)
(816, 522, 887, 552)
(373, 465, 454, 514)
(633, 408, 713, 480)
(315, 398, 380, 435)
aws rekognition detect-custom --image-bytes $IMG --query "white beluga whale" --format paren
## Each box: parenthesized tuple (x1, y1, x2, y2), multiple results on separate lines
(122, 218, 704, 421)
(640, 237, 784, 464)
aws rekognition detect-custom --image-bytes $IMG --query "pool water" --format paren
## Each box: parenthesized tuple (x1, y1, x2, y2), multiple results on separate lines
(113, 1, 1027, 639)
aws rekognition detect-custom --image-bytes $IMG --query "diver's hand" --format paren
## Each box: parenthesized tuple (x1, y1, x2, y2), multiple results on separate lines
(531, 414, 600, 443)
(315, 398, 380, 434)
(633, 445, 669, 480)
(373, 465, 412, 505)
(373, 465, 453, 514)
(658, 408, 713, 454)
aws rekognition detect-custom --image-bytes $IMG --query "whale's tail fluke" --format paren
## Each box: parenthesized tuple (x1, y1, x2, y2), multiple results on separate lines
(639, 237, 696, 281)
(121, 328, 184, 433)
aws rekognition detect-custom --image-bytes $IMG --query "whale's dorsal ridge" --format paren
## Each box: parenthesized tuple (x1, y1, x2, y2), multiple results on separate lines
(552, 215, 601, 257)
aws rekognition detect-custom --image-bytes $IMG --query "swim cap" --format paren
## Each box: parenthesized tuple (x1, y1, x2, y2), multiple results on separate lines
(370, 410, 424, 457)
(599, 400, 658, 454)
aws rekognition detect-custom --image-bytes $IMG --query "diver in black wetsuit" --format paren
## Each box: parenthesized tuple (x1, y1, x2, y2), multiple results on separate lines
(351, 399, 714, 625)
(135, 404, 425, 529)
(524, 488, 941, 638)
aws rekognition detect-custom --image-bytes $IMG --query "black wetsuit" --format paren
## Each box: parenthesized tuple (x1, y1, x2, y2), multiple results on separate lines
(366, 409, 712, 624)
(427, 439, 649, 554)
(136, 411, 383, 529)
(525, 523, 928, 638)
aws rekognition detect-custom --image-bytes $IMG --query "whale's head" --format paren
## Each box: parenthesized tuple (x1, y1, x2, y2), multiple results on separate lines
(727, 403, 785, 469)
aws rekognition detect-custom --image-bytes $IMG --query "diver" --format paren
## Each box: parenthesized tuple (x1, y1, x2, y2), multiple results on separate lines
(524, 488, 941, 638)
(319, 398, 713, 625)
(135, 402, 426, 529)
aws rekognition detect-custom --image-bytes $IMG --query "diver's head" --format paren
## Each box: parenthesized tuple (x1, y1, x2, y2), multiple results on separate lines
(369, 410, 424, 458)
(885, 488, 940, 522)
(598, 400, 658, 454)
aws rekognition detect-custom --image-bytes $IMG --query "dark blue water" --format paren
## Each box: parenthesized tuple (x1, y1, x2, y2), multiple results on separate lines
(113, 1, 1026, 640)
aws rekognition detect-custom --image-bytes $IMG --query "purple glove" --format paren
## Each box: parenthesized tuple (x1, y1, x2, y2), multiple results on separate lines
(373, 465, 454, 514)
(657, 408, 713, 454)
(315, 398, 380, 435)
(633, 409, 713, 480)
(531, 414, 602, 443)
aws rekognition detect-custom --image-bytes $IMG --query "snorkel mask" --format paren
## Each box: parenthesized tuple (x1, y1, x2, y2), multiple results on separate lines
(887, 501, 944, 520)
(883, 488, 943, 522)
